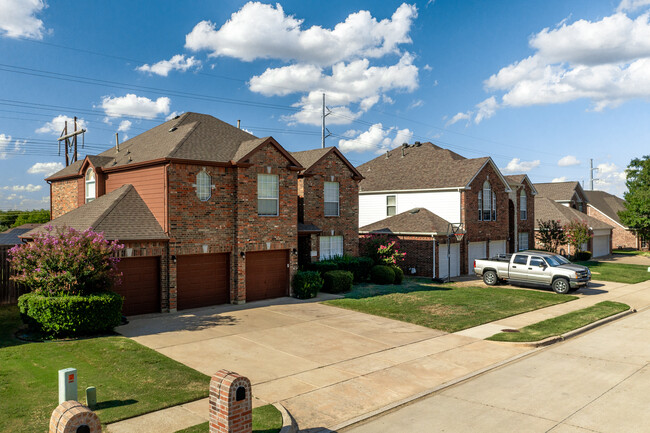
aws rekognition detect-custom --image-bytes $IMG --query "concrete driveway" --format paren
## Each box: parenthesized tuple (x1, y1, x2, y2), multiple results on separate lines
(116, 295, 530, 431)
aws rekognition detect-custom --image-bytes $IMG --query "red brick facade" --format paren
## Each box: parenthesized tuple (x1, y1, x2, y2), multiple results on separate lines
(51, 179, 79, 219)
(587, 205, 639, 249)
(209, 370, 252, 433)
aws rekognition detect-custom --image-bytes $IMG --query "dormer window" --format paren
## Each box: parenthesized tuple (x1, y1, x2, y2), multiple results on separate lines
(196, 170, 211, 201)
(85, 168, 96, 203)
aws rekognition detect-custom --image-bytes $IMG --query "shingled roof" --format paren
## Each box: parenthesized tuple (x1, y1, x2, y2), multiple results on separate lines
(534, 196, 612, 231)
(584, 190, 627, 227)
(504, 174, 538, 194)
(47, 113, 302, 180)
(22, 185, 167, 241)
(0, 224, 42, 246)
(534, 181, 585, 202)
(360, 207, 451, 235)
(291, 147, 363, 179)
(357, 142, 507, 192)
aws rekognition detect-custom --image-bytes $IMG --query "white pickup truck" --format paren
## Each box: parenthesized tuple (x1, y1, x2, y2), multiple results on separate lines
(473, 250, 591, 294)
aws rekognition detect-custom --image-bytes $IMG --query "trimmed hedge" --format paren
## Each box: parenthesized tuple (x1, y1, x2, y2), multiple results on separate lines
(292, 271, 323, 299)
(18, 291, 123, 338)
(392, 266, 404, 285)
(574, 251, 593, 261)
(371, 265, 395, 285)
(307, 261, 338, 275)
(307, 256, 374, 283)
(322, 270, 354, 294)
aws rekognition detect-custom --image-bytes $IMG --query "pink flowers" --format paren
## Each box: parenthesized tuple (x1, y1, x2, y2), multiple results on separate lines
(377, 241, 406, 266)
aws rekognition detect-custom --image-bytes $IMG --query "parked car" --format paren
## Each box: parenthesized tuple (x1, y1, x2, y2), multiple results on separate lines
(473, 251, 591, 294)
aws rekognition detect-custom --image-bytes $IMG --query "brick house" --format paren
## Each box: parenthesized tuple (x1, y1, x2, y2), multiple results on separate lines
(504, 174, 537, 253)
(291, 147, 363, 267)
(358, 142, 533, 277)
(584, 190, 645, 250)
(533, 181, 613, 257)
(25, 112, 307, 314)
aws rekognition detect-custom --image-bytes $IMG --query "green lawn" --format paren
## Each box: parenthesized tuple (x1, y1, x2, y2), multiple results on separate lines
(612, 249, 650, 257)
(0, 305, 210, 433)
(323, 278, 577, 333)
(176, 404, 282, 433)
(488, 301, 630, 342)
(576, 261, 650, 284)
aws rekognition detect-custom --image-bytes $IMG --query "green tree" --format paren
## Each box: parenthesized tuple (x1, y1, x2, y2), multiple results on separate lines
(565, 219, 592, 253)
(11, 209, 50, 227)
(536, 219, 566, 252)
(619, 155, 650, 243)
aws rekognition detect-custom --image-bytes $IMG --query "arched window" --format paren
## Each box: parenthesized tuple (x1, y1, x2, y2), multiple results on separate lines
(196, 170, 211, 201)
(482, 181, 492, 221)
(520, 190, 527, 220)
(85, 168, 96, 203)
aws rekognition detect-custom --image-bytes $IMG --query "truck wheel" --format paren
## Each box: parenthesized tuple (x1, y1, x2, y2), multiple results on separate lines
(552, 278, 570, 294)
(483, 270, 498, 286)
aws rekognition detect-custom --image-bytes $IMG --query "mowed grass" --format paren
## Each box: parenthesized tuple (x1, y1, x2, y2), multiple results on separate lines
(175, 404, 283, 433)
(323, 278, 577, 333)
(0, 305, 210, 433)
(612, 249, 650, 257)
(576, 261, 650, 284)
(488, 301, 630, 342)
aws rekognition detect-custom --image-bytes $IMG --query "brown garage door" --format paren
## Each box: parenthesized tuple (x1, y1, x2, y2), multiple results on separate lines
(114, 256, 160, 316)
(177, 253, 230, 310)
(246, 250, 289, 302)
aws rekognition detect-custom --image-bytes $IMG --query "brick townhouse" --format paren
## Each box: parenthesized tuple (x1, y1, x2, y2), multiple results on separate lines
(24, 112, 319, 315)
(358, 142, 535, 278)
(291, 147, 363, 267)
(584, 190, 646, 250)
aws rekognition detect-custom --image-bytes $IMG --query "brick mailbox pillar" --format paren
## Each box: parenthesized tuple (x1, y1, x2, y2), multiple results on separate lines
(49, 400, 101, 433)
(209, 370, 252, 433)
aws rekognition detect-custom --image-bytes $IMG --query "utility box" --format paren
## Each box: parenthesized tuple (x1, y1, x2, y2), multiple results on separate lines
(58, 368, 77, 404)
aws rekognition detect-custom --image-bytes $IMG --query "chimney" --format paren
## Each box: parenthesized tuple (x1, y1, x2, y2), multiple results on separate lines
(237, 120, 241, 129)
(115, 133, 119, 153)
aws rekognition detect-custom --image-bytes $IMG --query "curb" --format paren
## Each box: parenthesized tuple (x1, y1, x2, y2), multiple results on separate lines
(274, 402, 297, 433)
(504, 307, 636, 348)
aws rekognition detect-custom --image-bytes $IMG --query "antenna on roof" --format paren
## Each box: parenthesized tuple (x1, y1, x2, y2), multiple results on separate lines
(115, 133, 119, 153)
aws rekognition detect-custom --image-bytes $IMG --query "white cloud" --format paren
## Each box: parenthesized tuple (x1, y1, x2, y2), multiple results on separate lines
(185, 2, 417, 66)
(117, 120, 132, 133)
(0, 134, 25, 159)
(474, 96, 499, 124)
(338, 123, 412, 153)
(101, 94, 171, 119)
(558, 155, 581, 166)
(501, 158, 541, 173)
(136, 55, 201, 77)
(36, 115, 88, 135)
(408, 99, 424, 109)
(2, 184, 42, 192)
(423, 64, 432, 71)
(594, 162, 627, 195)
(617, 0, 650, 13)
(28, 162, 64, 177)
(445, 112, 471, 127)
(552, 176, 568, 182)
(0, 0, 46, 40)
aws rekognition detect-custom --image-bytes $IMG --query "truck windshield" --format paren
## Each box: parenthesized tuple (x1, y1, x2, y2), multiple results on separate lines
(544, 256, 564, 267)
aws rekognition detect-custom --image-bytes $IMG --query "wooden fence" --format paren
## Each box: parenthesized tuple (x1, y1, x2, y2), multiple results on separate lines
(0, 246, 24, 305)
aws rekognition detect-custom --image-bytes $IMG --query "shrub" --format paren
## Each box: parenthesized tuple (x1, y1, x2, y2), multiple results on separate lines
(18, 291, 123, 338)
(8, 226, 123, 296)
(574, 251, 593, 261)
(392, 266, 404, 284)
(371, 265, 395, 285)
(292, 271, 323, 299)
(355, 257, 374, 282)
(307, 260, 338, 276)
(322, 270, 354, 293)
(328, 255, 374, 283)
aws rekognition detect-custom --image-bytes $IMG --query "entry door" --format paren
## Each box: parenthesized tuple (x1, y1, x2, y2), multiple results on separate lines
(439, 243, 460, 279)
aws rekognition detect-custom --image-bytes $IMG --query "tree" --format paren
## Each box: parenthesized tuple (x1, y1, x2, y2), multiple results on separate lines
(565, 219, 592, 253)
(619, 155, 650, 243)
(11, 209, 50, 227)
(536, 219, 566, 252)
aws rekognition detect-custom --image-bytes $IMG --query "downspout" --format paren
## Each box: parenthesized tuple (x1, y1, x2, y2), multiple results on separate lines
(432, 234, 436, 280)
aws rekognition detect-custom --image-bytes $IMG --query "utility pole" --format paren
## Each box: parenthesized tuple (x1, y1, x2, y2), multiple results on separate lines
(590, 158, 599, 190)
(321, 93, 331, 148)
(57, 116, 86, 166)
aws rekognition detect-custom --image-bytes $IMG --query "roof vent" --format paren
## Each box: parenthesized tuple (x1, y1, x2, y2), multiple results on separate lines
(401, 147, 405, 157)
(174, 115, 180, 119)
(127, 156, 132, 163)
(385, 150, 389, 159)
(410, 208, 421, 214)
(169, 127, 177, 132)
(402, 142, 408, 148)
(415, 141, 422, 147)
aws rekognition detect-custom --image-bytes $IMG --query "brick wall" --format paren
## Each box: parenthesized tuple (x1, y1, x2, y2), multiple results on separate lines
(513, 181, 535, 252)
(51, 178, 79, 218)
(587, 205, 638, 249)
(299, 151, 360, 260)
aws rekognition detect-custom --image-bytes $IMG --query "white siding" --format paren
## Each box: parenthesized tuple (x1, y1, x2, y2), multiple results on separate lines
(359, 191, 461, 228)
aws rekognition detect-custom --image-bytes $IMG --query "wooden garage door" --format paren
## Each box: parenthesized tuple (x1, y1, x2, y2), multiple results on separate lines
(177, 253, 230, 310)
(246, 250, 289, 302)
(114, 256, 160, 316)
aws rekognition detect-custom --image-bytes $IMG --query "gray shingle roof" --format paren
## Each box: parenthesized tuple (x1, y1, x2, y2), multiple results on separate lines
(534, 181, 584, 202)
(504, 174, 538, 194)
(291, 147, 363, 178)
(357, 143, 493, 192)
(22, 185, 167, 241)
(534, 196, 612, 231)
(584, 190, 627, 227)
(360, 207, 451, 235)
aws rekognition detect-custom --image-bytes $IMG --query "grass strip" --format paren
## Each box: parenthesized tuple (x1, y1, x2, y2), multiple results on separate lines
(175, 404, 283, 433)
(575, 261, 650, 284)
(487, 301, 630, 342)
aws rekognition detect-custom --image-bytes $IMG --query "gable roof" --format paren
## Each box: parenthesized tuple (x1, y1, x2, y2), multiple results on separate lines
(534, 181, 585, 202)
(47, 113, 302, 180)
(504, 174, 538, 195)
(360, 207, 451, 235)
(22, 185, 167, 241)
(291, 147, 363, 179)
(0, 224, 42, 246)
(534, 196, 612, 231)
(357, 142, 509, 192)
(584, 190, 627, 228)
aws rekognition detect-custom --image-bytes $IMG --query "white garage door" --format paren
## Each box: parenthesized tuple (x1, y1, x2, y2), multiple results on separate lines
(593, 235, 610, 258)
(439, 242, 460, 280)
(468, 241, 487, 275)
(489, 240, 507, 258)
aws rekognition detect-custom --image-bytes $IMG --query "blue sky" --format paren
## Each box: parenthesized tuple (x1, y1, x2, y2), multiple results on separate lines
(1, 0, 649, 210)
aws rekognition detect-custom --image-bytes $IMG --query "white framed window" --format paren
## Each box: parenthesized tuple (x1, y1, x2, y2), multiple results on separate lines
(85, 168, 96, 203)
(320, 235, 343, 260)
(196, 170, 211, 201)
(387, 195, 396, 216)
(258, 173, 279, 216)
(324, 181, 339, 216)
(518, 232, 529, 251)
(482, 181, 492, 221)
(520, 190, 527, 220)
